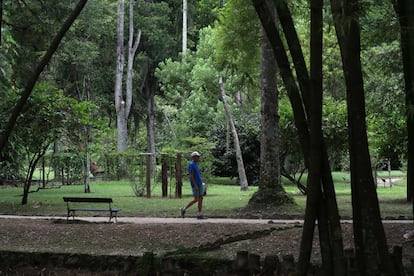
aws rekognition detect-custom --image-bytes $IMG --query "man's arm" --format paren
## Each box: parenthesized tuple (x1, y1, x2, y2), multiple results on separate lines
(189, 173, 201, 193)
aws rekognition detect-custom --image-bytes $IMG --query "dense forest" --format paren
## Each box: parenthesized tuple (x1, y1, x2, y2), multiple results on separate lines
(0, 0, 413, 274)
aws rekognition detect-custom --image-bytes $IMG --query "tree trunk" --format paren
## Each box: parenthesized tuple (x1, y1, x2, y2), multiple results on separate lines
(330, 0, 395, 274)
(258, 7, 279, 192)
(84, 126, 91, 193)
(145, 72, 156, 166)
(182, 0, 187, 54)
(218, 77, 249, 190)
(0, 0, 88, 155)
(252, 1, 345, 274)
(22, 144, 49, 205)
(0, 0, 3, 45)
(392, 0, 414, 209)
(298, 1, 332, 274)
(115, 0, 126, 151)
(248, 15, 291, 207)
(115, 0, 141, 154)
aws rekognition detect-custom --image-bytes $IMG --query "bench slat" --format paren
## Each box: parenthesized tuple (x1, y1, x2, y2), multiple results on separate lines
(63, 197, 113, 203)
(68, 208, 120, 212)
(63, 196, 120, 222)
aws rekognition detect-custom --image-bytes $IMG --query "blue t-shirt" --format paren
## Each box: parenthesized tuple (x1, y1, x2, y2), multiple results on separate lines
(188, 161, 203, 188)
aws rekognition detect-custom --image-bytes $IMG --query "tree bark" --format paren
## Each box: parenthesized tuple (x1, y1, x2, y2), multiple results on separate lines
(248, 6, 292, 207)
(392, 0, 414, 210)
(330, 0, 395, 274)
(0, 0, 89, 155)
(115, 0, 126, 151)
(258, 5, 280, 192)
(219, 76, 249, 190)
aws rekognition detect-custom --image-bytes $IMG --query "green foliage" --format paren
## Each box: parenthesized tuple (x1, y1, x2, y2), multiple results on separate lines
(214, 0, 260, 79)
(1, 0, 409, 185)
(363, 41, 406, 167)
(210, 113, 261, 185)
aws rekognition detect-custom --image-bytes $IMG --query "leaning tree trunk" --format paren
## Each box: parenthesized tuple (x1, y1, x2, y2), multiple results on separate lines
(0, 0, 89, 155)
(218, 77, 249, 191)
(330, 0, 395, 274)
(252, 1, 345, 274)
(22, 144, 49, 205)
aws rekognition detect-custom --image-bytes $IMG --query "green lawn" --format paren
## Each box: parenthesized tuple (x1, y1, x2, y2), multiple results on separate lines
(0, 171, 411, 219)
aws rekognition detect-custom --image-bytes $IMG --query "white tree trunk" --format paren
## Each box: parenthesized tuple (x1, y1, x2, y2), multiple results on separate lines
(115, 0, 126, 151)
(115, 0, 141, 152)
(182, 0, 187, 54)
(218, 77, 249, 190)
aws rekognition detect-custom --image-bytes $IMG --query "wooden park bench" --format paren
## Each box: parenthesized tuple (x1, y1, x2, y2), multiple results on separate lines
(63, 197, 120, 222)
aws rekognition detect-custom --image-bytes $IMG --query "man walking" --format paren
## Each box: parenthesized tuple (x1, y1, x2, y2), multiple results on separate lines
(180, 151, 206, 219)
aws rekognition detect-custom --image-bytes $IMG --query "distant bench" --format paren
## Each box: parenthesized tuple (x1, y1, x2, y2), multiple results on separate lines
(63, 197, 120, 222)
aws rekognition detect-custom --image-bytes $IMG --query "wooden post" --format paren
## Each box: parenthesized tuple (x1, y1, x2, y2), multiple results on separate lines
(162, 156, 168, 197)
(235, 251, 249, 273)
(42, 157, 46, 188)
(248, 253, 261, 274)
(176, 153, 182, 198)
(146, 154, 151, 198)
(262, 255, 279, 274)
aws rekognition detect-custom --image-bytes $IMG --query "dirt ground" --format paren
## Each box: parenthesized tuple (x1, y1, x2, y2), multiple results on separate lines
(0, 217, 413, 274)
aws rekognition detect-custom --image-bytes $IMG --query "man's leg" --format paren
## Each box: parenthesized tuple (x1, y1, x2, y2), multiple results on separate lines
(197, 196, 203, 212)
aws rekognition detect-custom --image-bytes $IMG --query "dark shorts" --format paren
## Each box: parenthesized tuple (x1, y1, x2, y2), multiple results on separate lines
(192, 185, 204, 196)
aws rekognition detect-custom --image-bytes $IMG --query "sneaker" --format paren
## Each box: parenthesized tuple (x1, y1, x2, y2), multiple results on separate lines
(197, 214, 207, 220)
(180, 207, 186, 218)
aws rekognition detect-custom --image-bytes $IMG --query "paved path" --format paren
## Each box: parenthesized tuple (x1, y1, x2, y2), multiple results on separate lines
(0, 215, 412, 225)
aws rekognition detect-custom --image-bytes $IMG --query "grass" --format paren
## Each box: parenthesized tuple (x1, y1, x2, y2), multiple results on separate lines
(0, 171, 411, 219)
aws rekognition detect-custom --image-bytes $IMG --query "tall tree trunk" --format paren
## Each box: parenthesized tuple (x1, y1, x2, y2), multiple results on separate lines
(252, 1, 345, 274)
(145, 73, 156, 166)
(83, 125, 91, 193)
(115, 0, 126, 151)
(0, 0, 89, 155)
(115, 0, 141, 153)
(248, 14, 291, 207)
(182, 0, 187, 54)
(276, 3, 344, 273)
(298, 1, 334, 274)
(219, 77, 249, 190)
(330, 0, 395, 274)
(0, 0, 3, 45)
(392, 0, 414, 209)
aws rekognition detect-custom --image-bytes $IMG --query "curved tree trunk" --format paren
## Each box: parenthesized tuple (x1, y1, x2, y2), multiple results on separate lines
(0, 0, 89, 155)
